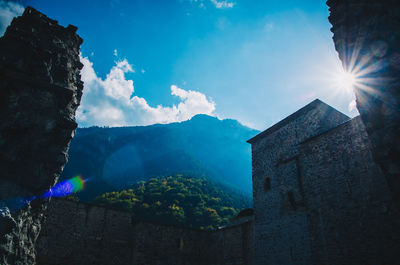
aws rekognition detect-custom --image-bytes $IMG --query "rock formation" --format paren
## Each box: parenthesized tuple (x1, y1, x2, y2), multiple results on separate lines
(0, 7, 83, 265)
(328, 0, 400, 207)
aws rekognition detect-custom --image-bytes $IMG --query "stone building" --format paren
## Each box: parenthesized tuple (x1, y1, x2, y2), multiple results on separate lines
(248, 99, 400, 265)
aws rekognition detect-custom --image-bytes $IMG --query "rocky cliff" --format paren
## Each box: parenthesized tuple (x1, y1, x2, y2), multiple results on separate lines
(328, 0, 400, 207)
(0, 7, 83, 265)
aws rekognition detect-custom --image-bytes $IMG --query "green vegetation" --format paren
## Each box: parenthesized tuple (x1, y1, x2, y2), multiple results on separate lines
(62, 114, 259, 201)
(93, 175, 251, 230)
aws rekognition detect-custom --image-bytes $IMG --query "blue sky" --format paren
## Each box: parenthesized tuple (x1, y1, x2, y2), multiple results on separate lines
(1, 0, 357, 129)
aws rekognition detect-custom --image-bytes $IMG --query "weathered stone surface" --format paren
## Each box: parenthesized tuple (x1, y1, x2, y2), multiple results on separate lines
(300, 116, 399, 265)
(328, 0, 400, 207)
(248, 100, 349, 265)
(0, 7, 83, 265)
(249, 100, 400, 265)
(36, 198, 254, 265)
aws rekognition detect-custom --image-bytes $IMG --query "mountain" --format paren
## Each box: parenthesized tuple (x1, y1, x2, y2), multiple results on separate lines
(94, 175, 252, 230)
(62, 114, 259, 201)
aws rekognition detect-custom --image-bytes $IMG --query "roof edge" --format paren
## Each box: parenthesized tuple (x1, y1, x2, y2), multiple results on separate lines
(247, 99, 340, 144)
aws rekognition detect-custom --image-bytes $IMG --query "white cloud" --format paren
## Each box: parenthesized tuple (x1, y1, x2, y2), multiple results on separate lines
(113, 49, 118, 56)
(210, 0, 234, 8)
(103, 59, 134, 101)
(0, 1, 24, 36)
(184, 0, 234, 9)
(348, 99, 357, 112)
(77, 55, 216, 127)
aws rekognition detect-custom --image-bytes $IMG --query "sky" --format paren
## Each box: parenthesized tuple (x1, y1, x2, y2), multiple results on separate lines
(0, 0, 358, 130)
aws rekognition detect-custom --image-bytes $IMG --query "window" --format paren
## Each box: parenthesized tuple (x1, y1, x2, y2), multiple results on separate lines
(177, 237, 184, 250)
(288, 191, 297, 210)
(264, 177, 271, 191)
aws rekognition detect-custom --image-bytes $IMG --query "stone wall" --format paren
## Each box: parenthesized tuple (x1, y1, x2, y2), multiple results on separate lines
(328, 0, 400, 207)
(36, 198, 254, 265)
(299, 116, 399, 264)
(248, 100, 349, 265)
(212, 220, 254, 265)
(0, 7, 83, 265)
(36, 199, 133, 265)
(249, 99, 400, 265)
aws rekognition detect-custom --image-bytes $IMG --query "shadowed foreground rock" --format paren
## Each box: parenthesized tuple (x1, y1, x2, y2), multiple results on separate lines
(328, 0, 400, 207)
(0, 7, 83, 265)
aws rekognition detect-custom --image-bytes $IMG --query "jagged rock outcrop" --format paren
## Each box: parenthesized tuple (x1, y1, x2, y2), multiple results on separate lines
(328, 0, 400, 207)
(0, 7, 83, 265)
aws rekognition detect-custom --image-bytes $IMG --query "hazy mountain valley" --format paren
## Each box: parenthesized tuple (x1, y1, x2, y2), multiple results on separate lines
(62, 114, 259, 202)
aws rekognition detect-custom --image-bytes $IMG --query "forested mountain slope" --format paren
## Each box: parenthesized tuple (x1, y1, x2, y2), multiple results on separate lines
(62, 114, 259, 201)
(94, 175, 252, 230)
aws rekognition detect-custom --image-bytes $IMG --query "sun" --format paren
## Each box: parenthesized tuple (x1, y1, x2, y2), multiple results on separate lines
(336, 70, 357, 90)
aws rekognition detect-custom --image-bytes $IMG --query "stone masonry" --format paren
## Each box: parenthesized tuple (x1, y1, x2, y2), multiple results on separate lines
(36, 198, 254, 265)
(0, 7, 83, 265)
(248, 99, 400, 265)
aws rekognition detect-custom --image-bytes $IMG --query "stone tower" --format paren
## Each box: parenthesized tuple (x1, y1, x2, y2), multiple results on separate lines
(247, 100, 349, 264)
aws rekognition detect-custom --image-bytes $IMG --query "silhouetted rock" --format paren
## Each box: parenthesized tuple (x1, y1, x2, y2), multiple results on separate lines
(0, 7, 83, 265)
(328, 0, 400, 207)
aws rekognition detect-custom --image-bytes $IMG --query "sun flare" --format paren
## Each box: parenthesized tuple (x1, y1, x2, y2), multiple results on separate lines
(336, 70, 357, 91)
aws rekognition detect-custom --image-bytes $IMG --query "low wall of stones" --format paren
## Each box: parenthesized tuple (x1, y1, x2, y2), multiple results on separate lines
(212, 220, 254, 265)
(36, 198, 254, 265)
(36, 199, 133, 265)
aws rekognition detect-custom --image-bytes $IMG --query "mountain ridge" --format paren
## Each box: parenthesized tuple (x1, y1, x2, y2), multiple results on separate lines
(62, 114, 259, 201)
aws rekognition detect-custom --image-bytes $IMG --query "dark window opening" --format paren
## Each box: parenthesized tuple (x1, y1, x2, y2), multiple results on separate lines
(177, 237, 184, 250)
(288, 191, 297, 210)
(264, 177, 271, 191)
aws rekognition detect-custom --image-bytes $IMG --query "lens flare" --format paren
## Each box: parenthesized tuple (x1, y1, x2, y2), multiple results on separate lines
(336, 70, 357, 90)
(1, 176, 85, 212)
(332, 37, 390, 104)
(41, 176, 85, 199)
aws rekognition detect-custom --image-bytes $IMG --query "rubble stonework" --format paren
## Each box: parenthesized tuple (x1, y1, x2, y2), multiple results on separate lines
(0, 7, 83, 265)
(36, 198, 254, 265)
(248, 100, 400, 265)
(327, 0, 400, 207)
